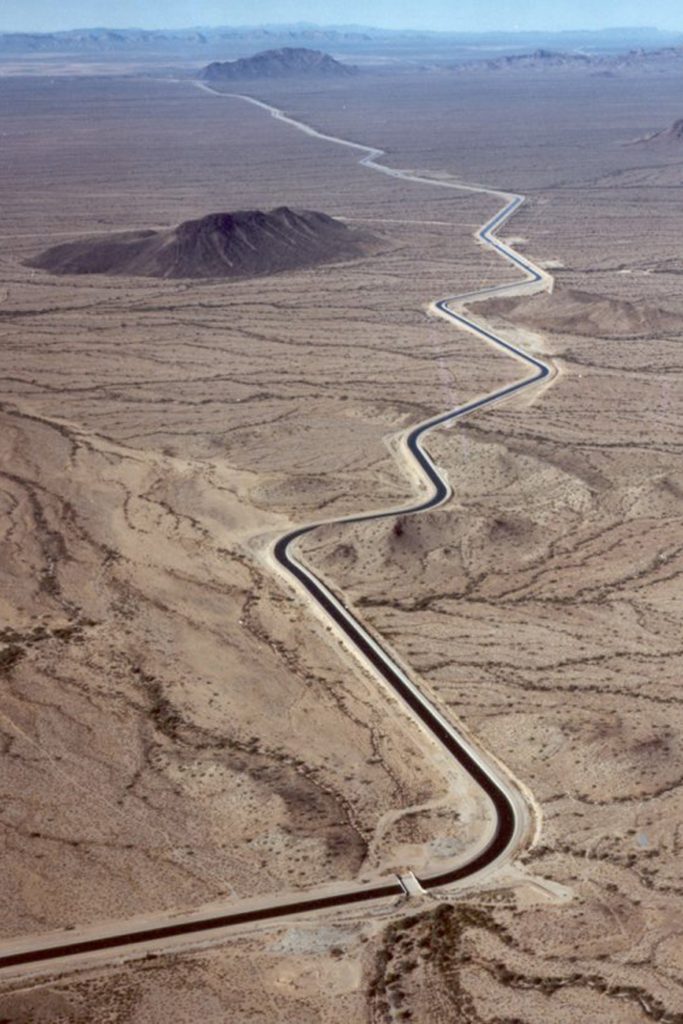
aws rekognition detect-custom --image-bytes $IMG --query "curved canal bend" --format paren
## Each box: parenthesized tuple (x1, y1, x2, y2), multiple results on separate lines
(0, 91, 555, 973)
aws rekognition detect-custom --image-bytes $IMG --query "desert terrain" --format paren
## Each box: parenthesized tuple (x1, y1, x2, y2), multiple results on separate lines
(0, 51, 682, 1023)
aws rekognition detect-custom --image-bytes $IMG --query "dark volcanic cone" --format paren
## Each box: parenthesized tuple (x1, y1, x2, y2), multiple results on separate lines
(201, 47, 355, 81)
(26, 207, 380, 280)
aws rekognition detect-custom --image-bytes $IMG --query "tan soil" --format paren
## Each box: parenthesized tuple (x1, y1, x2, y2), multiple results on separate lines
(0, 65, 682, 1023)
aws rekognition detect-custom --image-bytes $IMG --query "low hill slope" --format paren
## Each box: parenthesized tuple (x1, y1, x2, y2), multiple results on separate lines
(475, 286, 680, 339)
(636, 118, 683, 145)
(27, 207, 379, 280)
(201, 47, 354, 81)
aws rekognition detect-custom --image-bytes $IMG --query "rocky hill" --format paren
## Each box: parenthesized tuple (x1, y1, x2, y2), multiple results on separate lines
(26, 207, 379, 281)
(460, 48, 594, 72)
(475, 286, 681, 339)
(201, 47, 354, 80)
(455, 43, 683, 76)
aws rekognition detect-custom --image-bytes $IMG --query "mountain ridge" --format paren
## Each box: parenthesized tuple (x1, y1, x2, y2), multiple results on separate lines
(454, 43, 683, 74)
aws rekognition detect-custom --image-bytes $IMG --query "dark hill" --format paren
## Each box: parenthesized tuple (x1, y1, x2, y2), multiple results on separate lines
(201, 47, 354, 81)
(26, 208, 380, 281)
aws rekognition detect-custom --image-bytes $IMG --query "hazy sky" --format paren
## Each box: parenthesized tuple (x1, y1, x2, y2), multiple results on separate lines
(3, 1, 683, 33)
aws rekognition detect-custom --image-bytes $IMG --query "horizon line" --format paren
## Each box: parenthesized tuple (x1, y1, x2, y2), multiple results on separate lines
(0, 22, 680, 37)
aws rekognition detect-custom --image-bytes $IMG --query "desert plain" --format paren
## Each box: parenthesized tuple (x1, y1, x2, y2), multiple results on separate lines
(0, 53, 682, 1024)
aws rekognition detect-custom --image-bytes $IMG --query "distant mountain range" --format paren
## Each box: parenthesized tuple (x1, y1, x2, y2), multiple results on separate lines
(201, 47, 355, 80)
(0, 26, 372, 53)
(1, 24, 681, 62)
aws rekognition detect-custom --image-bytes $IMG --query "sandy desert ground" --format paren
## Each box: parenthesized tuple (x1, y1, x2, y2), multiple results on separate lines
(0, 64, 682, 1022)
